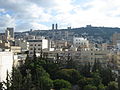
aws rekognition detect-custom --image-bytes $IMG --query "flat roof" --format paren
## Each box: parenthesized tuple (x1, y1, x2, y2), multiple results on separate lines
(27, 40, 42, 42)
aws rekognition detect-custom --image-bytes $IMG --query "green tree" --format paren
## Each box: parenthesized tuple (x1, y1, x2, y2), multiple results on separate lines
(100, 68, 116, 85)
(22, 70, 33, 90)
(66, 57, 76, 69)
(80, 63, 91, 77)
(40, 76, 53, 90)
(84, 84, 97, 90)
(78, 77, 94, 90)
(56, 69, 81, 85)
(37, 59, 60, 80)
(91, 72, 102, 86)
(11, 68, 23, 90)
(92, 60, 101, 72)
(106, 81, 118, 90)
(53, 79, 71, 90)
(98, 84, 106, 90)
(118, 75, 120, 90)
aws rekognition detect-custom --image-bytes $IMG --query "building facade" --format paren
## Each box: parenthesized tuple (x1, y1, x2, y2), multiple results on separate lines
(0, 52, 14, 82)
(28, 39, 48, 57)
(73, 37, 89, 48)
(5, 27, 14, 41)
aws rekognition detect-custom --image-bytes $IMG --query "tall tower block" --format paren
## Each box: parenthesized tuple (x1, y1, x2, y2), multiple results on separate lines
(52, 24, 54, 30)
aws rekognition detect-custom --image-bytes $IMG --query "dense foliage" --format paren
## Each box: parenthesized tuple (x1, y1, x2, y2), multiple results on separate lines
(1, 53, 120, 90)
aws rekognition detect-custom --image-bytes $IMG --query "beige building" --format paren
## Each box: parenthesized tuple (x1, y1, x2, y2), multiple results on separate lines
(15, 39, 28, 51)
(112, 33, 120, 45)
(10, 46, 21, 54)
(28, 39, 48, 57)
(43, 47, 109, 65)
(55, 40, 68, 49)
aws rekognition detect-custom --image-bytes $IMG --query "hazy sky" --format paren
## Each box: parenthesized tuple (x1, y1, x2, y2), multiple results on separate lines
(0, 0, 120, 31)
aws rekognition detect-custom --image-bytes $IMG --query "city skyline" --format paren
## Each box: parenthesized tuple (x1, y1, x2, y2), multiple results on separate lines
(0, 0, 120, 31)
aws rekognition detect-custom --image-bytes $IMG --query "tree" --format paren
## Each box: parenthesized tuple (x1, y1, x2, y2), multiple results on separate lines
(118, 75, 120, 90)
(53, 79, 71, 90)
(56, 69, 81, 85)
(84, 84, 97, 90)
(78, 77, 94, 90)
(11, 68, 23, 90)
(80, 63, 91, 77)
(0, 82, 4, 90)
(66, 56, 76, 69)
(37, 58, 60, 80)
(40, 76, 53, 90)
(22, 70, 33, 90)
(91, 72, 102, 86)
(106, 81, 118, 90)
(98, 84, 106, 90)
(100, 68, 116, 85)
(92, 60, 101, 72)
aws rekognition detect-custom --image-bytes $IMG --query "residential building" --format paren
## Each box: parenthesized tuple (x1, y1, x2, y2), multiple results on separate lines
(28, 39, 48, 57)
(10, 46, 21, 54)
(0, 51, 14, 82)
(5, 27, 14, 41)
(73, 37, 89, 48)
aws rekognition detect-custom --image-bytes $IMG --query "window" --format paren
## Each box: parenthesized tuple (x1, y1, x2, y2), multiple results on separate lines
(38, 44, 41, 46)
(35, 44, 36, 46)
(30, 44, 33, 46)
(30, 52, 33, 54)
(30, 48, 33, 50)
(38, 48, 41, 50)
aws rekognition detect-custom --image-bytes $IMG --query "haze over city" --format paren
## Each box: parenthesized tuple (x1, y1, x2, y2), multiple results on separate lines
(0, 0, 120, 31)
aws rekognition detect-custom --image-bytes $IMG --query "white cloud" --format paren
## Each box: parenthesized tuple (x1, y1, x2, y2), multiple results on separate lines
(0, 9, 5, 13)
(54, 0, 120, 28)
(0, 14, 15, 27)
(1, 0, 120, 31)
(30, 22, 49, 30)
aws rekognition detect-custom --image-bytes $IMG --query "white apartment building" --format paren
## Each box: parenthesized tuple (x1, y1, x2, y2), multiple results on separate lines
(28, 39, 48, 57)
(73, 37, 89, 48)
(0, 52, 14, 82)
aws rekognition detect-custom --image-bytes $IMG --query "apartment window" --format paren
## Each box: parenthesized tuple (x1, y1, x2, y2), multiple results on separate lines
(38, 44, 41, 46)
(30, 52, 33, 54)
(30, 44, 33, 46)
(91, 53, 93, 55)
(35, 44, 36, 46)
(38, 48, 41, 50)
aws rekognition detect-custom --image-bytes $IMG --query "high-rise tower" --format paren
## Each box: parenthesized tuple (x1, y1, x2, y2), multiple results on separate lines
(55, 23, 58, 30)
(52, 24, 54, 30)
(5, 27, 14, 40)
